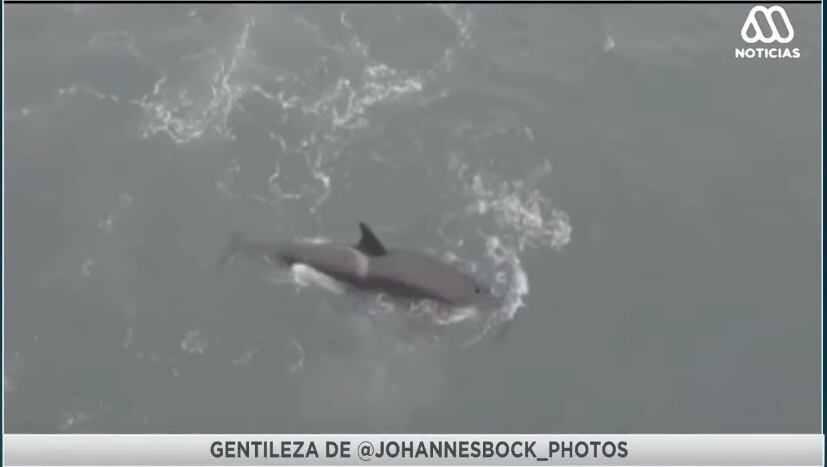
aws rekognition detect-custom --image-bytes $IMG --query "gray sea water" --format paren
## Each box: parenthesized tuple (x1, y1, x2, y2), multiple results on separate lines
(4, 4, 821, 433)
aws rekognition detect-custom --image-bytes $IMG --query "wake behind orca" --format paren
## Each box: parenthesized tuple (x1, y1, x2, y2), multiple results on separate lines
(219, 222, 494, 309)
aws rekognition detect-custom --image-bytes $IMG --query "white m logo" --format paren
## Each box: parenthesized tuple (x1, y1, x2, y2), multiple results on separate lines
(741, 5, 795, 44)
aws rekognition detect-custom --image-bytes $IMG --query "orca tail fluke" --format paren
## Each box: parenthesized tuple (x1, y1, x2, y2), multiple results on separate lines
(218, 230, 244, 271)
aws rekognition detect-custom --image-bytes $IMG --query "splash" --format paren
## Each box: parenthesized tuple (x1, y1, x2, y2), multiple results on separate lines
(467, 170, 572, 252)
(438, 118, 573, 344)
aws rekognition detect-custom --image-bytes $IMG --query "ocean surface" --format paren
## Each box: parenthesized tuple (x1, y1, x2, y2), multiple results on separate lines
(4, 4, 821, 433)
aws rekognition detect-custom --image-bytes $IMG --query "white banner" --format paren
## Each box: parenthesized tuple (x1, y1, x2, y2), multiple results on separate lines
(2, 434, 823, 466)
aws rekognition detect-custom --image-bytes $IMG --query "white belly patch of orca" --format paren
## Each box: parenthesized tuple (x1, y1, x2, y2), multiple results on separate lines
(291, 263, 346, 294)
(349, 247, 370, 278)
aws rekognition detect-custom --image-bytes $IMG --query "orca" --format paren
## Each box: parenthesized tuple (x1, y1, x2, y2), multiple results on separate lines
(219, 222, 492, 307)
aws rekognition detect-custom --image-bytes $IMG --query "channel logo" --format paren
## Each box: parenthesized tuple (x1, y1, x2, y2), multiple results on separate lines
(735, 5, 800, 59)
(741, 5, 794, 43)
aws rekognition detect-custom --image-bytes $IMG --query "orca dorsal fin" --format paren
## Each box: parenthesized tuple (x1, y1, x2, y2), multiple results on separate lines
(356, 222, 387, 256)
